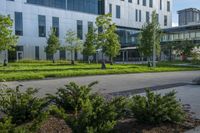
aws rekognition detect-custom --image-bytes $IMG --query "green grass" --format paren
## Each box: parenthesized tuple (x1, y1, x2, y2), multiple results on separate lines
(0, 60, 199, 81)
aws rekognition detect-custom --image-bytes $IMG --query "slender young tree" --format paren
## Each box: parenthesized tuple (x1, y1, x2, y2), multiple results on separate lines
(105, 24, 121, 65)
(96, 13, 120, 67)
(45, 29, 60, 63)
(82, 27, 97, 64)
(138, 11, 162, 67)
(0, 15, 18, 66)
(64, 29, 83, 65)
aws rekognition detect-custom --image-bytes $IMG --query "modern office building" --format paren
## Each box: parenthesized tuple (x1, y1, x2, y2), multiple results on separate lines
(178, 8, 200, 26)
(0, 0, 172, 62)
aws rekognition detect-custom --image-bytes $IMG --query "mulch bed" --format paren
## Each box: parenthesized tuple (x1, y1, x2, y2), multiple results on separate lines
(114, 116, 200, 133)
(37, 117, 72, 133)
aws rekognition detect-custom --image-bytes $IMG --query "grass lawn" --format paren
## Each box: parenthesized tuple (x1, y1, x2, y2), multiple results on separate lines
(0, 60, 200, 81)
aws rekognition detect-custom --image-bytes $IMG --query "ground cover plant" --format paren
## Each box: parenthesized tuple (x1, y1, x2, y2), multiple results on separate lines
(0, 60, 199, 81)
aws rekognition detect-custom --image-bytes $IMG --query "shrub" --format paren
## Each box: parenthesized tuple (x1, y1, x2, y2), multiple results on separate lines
(0, 85, 48, 125)
(48, 82, 126, 133)
(131, 90, 186, 124)
(46, 81, 98, 116)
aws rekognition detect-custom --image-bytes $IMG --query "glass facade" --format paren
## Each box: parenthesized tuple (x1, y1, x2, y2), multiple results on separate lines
(67, 0, 104, 14)
(15, 12, 23, 36)
(116, 27, 139, 46)
(52, 17, 59, 37)
(27, 0, 105, 15)
(27, 0, 66, 9)
(38, 15, 46, 37)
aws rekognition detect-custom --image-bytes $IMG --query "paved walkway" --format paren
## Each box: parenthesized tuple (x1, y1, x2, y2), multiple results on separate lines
(2, 71, 200, 97)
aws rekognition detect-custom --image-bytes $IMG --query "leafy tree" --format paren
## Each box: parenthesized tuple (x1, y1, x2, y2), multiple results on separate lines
(173, 39, 196, 61)
(105, 24, 121, 65)
(45, 29, 60, 63)
(138, 11, 162, 67)
(96, 13, 120, 67)
(0, 15, 18, 66)
(63, 30, 83, 65)
(82, 27, 97, 64)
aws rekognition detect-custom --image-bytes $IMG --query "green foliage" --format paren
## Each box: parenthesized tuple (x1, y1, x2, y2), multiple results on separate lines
(104, 24, 121, 64)
(0, 85, 47, 125)
(138, 11, 162, 60)
(45, 29, 60, 62)
(63, 29, 83, 62)
(83, 27, 97, 63)
(47, 105, 68, 120)
(96, 13, 120, 63)
(0, 15, 18, 51)
(0, 117, 15, 133)
(48, 82, 122, 133)
(131, 90, 185, 124)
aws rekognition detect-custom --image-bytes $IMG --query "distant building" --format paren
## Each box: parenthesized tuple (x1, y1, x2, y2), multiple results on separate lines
(178, 8, 200, 26)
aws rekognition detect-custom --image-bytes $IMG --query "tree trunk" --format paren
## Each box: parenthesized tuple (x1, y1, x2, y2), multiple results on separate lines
(71, 50, 74, 65)
(52, 54, 55, 63)
(110, 57, 113, 65)
(3, 50, 7, 66)
(101, 53, 106, 69)
(88, 56, 90, 64)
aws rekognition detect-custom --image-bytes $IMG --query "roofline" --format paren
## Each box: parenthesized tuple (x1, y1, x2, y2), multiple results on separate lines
(177, 8, 200, 14)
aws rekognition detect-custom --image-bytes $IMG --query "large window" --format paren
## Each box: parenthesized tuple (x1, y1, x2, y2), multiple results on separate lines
(109, 4, 112, 14)
(146, 11, 150, 23)
(149, 0, 153, 8)
(164, 15, 168, 26)
(52, 17, 59, 37)
(67, 0, 105, 15)
(167, 1, 170, 12)
(27, 0, 66, 9)
(143, 0, 146, 6)
(38, 15, 46, 37)
(15, 12, 23, 36)
(160, 0, 162, 10)
(135, 9, 138, 22)
(116, 5, 121, 19)
(77, 20, 83, 40)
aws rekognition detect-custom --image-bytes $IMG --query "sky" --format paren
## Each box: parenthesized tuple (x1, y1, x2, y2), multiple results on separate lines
(172, 0, 200, 26)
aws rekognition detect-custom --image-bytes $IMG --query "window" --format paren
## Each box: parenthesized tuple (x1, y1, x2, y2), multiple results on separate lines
(143, 0, 146, 6)
(59, 50, 66, 60)
(135, 9, 138, 22)
(167, 1, 170, 12)
(146, 11, 150, 23)
(77, 20, 83, 40)
(137, 0, 140, 5)
(38, 15, 46, 37)
(88, 21, 93, 31)
(149, 0, 153, 8)
(160, 0, 162, 10)
(156, 13, 159, 23)
(27, 0, 66, 9)
(67, 0, 105, 15)
(116, 5, 121, 18)
(52, 17, 59, 37)
(128, 0, 132, 3)
(35, 46, 39, 60)
(15, 12, 23, 36)
(109, 4, 112, 14)
(139, 10, 142, 22)
(164, 15, 168, 26)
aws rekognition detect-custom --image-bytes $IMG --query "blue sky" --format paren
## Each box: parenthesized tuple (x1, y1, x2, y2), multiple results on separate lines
(173, 0, 200, 26)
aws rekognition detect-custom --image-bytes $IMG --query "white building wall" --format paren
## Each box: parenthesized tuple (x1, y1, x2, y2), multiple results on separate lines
(0, 0, 173, 61)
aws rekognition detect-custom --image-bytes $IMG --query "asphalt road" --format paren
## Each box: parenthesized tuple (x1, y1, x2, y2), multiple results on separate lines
(2, 71, 200, 97)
